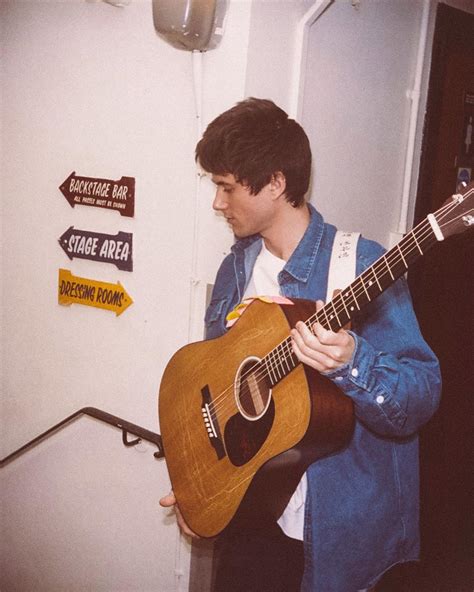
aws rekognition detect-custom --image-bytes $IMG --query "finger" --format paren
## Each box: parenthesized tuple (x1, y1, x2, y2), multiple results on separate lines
(159, 492, 177, 507)
(160, 492, 201, 539)
(292, 338, 341, 371)
(311, 323, 353, 361)
(312, 301, 342, 345)
(312, 321, 349, 347)
(291, 321, 354, 371)
(292, 320, 340, 355)
(314, 299, 347, 343)
(311, 321, 337, 345)
(174, 505, 200, 539)
(293, 320, 320, 347)
(291, 327, 335, 372)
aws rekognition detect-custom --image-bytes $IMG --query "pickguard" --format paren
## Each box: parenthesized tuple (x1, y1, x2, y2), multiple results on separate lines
(224, 399, 275, 466)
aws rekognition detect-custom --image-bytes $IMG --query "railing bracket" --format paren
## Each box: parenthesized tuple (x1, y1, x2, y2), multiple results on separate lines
(122, 429, 141, 448)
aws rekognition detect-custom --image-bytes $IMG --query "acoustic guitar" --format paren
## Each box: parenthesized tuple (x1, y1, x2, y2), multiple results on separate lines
(158, 183, 473, 538)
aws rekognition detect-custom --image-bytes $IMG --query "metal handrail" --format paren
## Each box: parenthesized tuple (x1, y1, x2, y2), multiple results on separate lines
(0, 406, 164, 467)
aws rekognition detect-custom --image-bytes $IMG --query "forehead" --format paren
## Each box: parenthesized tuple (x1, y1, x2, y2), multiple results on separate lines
(211, 173, 238, 186)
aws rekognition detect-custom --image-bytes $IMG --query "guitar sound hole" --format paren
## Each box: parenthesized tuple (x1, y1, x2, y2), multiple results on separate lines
(235, 356, 272, 421)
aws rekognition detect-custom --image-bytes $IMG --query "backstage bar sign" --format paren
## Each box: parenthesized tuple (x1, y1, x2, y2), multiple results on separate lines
(59, 172, 135, 217)
(58, 227, 133, 272)
(58, 269, 133, 316)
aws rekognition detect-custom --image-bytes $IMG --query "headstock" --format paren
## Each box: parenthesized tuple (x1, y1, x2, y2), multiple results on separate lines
(434, 181, 474, 240)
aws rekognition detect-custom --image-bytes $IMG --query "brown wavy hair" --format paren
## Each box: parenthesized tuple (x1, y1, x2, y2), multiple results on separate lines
(195, 98, 311, 207)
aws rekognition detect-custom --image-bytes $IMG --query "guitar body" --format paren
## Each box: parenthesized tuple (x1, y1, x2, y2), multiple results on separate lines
(159, 298, 354, 538)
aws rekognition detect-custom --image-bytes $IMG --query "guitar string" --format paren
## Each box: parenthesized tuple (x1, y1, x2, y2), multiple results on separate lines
(207, 198, 464, 420)
(206, 198, 470, 420)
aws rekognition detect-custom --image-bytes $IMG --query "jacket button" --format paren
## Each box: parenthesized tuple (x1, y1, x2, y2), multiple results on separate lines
(351, 368, 359, 378)
(376, 395, 385, 404)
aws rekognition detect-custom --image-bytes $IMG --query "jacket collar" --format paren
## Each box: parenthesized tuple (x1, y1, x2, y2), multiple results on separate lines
(230, 203, 325, 283)
(283, 203, 324, 282)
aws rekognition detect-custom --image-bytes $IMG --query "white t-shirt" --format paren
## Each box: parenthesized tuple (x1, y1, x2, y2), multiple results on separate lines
(243, 241, 307, 541)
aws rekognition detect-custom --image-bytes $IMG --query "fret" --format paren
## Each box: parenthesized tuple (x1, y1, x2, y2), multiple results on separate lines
(285, 342, 296, 372)
(338, 291, 350, 319)
(286, 344, 298, 371)
(320, 305, 331, 330)
(400, 234, 423, 268)
(357, 275, 371, 303)
(263, 353, 272, 386)
(264, 340, 298, 387)
(340, 286, 358, 315)
(276, 345, 285, 379)
(383, 255, 395, 280)
(305, 318, 315, 335)
(361, 267, 381, 300)
(265, 352, 278, 386)
(396, 243, 408, 269)
(263, 355, 270, 382)
(372, 266, 383, 292)
(281, 345, 290, 373)
(387, 247, 410, 279)
(328, 301, 341, 329)
(274, 349, 282, 380)
(412, 232, 424, 255)
(349, 284, 361, 310)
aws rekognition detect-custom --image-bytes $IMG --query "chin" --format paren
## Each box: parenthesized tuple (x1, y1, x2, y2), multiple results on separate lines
(233, 229, 251, 239)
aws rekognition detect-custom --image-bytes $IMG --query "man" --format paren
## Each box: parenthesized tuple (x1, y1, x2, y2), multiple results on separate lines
(160, 98, 441, 592)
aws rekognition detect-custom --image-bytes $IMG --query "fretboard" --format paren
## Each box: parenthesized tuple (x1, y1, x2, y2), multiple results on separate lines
(261, 216, 438, 388)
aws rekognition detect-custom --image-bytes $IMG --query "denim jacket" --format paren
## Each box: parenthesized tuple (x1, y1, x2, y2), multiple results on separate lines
(204, 204, 441, 592)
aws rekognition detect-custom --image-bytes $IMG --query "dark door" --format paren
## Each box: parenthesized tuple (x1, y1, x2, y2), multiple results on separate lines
(381, 3, 474, 592)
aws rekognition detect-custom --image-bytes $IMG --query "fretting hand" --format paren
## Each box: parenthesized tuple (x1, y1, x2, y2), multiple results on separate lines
(291, 300, 355, 373)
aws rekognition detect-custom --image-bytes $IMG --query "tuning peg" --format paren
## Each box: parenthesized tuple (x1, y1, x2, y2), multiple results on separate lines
(462, 215, 474, 227)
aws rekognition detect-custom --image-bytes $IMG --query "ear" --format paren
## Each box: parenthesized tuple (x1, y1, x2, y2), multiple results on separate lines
(269, 172, 287, 200)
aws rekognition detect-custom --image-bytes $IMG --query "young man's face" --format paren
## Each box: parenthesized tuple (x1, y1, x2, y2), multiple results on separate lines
(211, 173, 278, 238)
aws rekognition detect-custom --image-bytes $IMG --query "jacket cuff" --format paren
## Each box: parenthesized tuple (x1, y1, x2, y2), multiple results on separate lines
(323, 331, 377, 392)
(324, 332, 409, 430)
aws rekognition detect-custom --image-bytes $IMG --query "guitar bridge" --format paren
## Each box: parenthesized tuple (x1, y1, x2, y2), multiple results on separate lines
(201, 385, 226, 460)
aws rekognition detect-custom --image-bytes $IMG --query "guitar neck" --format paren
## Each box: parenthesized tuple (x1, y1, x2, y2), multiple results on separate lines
(262, 215, 439, 387)
(315, 216, 438, 332)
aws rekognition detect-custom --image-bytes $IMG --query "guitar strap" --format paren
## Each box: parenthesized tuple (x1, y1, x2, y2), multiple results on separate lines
(326, 231, 360, 302)
(278, 230, 360, 542)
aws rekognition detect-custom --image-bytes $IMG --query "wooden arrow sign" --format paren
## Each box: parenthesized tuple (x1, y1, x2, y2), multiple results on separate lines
(58, 269, 133, 316)
(58, 227, 133, 272)
(59, 172, 135, 217)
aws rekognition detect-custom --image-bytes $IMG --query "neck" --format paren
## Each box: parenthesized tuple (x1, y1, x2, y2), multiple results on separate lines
(261, 203, 311, 261)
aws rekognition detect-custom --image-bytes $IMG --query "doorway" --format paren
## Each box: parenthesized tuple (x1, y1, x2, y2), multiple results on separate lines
(381, 3, 474, 591)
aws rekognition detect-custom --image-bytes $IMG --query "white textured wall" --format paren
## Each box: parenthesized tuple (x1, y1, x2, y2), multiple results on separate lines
(1, 417, 178, 592)
(1, 0, 196, 456)
(302, 0, 426, 246)
(0, 0, 250, 590)
(245, 0, 311, 112)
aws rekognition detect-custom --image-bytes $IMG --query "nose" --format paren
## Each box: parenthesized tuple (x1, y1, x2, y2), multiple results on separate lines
(212, 187, 228, 211)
